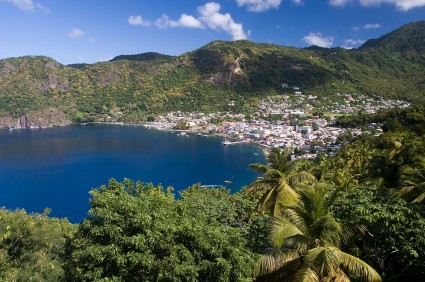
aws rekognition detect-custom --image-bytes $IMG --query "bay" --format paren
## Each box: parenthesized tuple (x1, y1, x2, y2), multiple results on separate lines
(0, 124, 265, 222)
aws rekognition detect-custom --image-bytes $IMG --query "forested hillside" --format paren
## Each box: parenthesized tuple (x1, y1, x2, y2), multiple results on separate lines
(0, 21, 424, 127)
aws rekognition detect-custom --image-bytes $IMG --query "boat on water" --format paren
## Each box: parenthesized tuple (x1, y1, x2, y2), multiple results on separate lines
(221, 138, 249, 146)
(224, 180, 232, 184)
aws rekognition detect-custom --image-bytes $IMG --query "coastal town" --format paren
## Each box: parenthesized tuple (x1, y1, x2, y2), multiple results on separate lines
(143, 91, 410, 159)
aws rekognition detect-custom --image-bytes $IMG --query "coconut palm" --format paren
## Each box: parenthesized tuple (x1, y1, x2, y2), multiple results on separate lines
(396, 156, 425, 203)
(245, 147, 315, 217)
(254, 187, 381, 281)
(321, 169, 360, 193)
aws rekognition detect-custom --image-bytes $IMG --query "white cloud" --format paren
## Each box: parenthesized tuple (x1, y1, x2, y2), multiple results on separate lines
(330, 0, 425, 11)
(341, 38, 366, 49)
(344, 38, 366, 46)
(329, 0, 352, 6)
(303, 32, 334, 48)
(128, 15, 151, 26)
(291, 0, 304, 4)
(131, 2, 247, 40)
(4, 0, 48, 12)
(236, 0, 282, 12)
(68, 28, 85, 39)
(360, 0, 425, 11)
(198, 2, 248, 40)
(352, 23, 381, 31)
(156, 14, 204, 29)
(179, 14, 205, 28)
(364, 23, 381, 29)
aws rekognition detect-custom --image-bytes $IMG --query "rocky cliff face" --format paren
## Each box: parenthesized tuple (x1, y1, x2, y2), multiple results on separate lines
(0, 108, 72, 129)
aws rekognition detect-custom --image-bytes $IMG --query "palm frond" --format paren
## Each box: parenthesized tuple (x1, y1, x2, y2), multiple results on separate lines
(336, 248, 382, 282)
(271, 217, 305, 249)
(292, 267, 320, 282)
(249, 163, 269, 174)
(288, 172, 317, 189)
(253, 251, 300, 278)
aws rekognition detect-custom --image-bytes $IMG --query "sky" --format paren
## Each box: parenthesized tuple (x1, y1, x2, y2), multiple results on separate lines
(0, 0, 424, 65)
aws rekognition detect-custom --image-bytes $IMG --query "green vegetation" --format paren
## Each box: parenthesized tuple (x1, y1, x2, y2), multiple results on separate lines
(254, 186, 381, 281)
(0, 209, 75, 281)
(1, 22, 425, 124)
(1, 21, 425, 281)
(335, 103, 425, 134)
(67, 180, 256, 281)
(1, 112, 425, 280)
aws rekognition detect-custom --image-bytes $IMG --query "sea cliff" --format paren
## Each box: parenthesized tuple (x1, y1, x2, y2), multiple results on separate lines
(0, 108, 71, 129)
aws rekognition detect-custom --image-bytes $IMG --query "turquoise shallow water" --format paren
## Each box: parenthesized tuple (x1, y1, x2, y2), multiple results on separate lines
(0, 124, 265, 222)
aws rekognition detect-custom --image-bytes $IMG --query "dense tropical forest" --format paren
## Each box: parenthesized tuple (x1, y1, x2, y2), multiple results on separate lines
(1, 104, 424, 281)
(0, 21, 424, 126)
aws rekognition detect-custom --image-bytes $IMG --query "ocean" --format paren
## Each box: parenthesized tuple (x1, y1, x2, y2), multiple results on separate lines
(0, 124, 265, 222)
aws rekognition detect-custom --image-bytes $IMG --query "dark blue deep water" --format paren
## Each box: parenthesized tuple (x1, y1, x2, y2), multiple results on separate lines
(0, 124, 265, 222)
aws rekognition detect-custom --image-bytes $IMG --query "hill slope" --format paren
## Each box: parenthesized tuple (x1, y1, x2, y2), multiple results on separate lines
(0, 21, 424, 127)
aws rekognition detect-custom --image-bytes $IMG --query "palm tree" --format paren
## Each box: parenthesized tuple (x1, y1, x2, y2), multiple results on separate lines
(254, 187, 381, 281)
(321, 169, 360, 193)
(245, 147, 315, 217)
(396, 156, 425, 203)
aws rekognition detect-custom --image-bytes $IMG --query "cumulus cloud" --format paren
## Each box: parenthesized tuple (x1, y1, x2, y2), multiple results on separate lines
(130, 2, 248, 40)
(178, 14, 205, 28)
(330, 0, 425, 11)
(155, 14, 204, 29)
(4, 0, 48, 12)
(236, 0, 282, 12)
(303, 32, 334, 48)
(68, 28, 85, 39)
(291, 0, 304, 4)
(198, 2, 248, 40)
(128, 15, 151, 26)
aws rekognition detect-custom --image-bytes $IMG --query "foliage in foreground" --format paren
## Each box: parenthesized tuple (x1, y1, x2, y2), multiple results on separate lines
(334, 187, 425, 281)
(67, 180, 257, 281)
(245, 148, 382, 281)
(0, 209, 75, 281)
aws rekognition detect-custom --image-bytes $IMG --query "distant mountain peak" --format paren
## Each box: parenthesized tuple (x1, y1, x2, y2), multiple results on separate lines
(359, 21, 425, 52)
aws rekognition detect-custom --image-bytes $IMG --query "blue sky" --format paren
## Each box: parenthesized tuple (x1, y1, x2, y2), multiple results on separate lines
(1, 0, 424, 64)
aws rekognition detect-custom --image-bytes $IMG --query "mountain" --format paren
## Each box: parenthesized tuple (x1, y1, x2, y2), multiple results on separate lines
(0, 21, 424, 128)
(109, 52, 174, 62)
(360, 21, 425, 53)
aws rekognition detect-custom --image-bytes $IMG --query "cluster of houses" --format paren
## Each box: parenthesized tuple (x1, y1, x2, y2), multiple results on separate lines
(144, 92, 408, 159)
(257, 92, 410, 117)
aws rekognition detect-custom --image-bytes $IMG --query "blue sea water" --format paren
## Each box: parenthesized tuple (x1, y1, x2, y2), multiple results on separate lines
(0, 124, 265, 222)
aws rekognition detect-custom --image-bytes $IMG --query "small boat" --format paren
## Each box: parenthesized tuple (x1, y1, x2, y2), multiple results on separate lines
(224, 180, 232, 184)
(222, 137, 231, 145)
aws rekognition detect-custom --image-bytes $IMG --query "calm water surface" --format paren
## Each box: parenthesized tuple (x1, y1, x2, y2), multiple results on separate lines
(0, 124, 265, 222)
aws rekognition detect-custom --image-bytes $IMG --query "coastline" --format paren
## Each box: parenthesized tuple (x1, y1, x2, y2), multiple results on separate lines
(1, 120, 271, 156)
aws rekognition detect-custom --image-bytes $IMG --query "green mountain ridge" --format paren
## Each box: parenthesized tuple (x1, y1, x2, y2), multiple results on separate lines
(360, 21, 425, 52)
(109, 52, 174, 63)
(0, 21, 424, 127)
